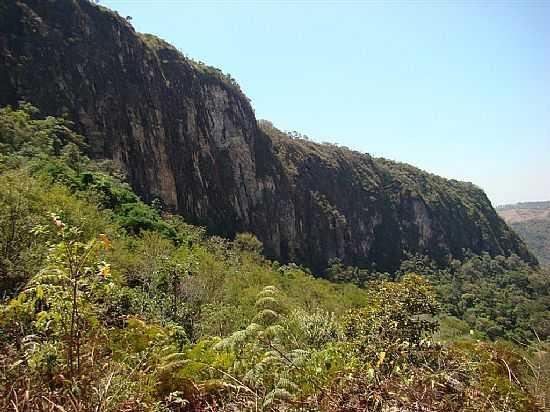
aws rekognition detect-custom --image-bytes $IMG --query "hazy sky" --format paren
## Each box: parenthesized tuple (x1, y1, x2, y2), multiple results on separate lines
(101, 0, 549, 206)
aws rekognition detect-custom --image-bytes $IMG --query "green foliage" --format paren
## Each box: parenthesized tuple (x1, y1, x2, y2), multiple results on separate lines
(0, 103, 85, 164)
(0, 170, 115, 296)
(0, 104, 179, 242)
(0, 103, 547, 410)
(345, 274, 439, 347)
(326, 257, 390, 284)
(234, 232, 264, 255)
(343, 274, 439, 379)
(400, 253, 550, 342)
(0, 218, 116, 406)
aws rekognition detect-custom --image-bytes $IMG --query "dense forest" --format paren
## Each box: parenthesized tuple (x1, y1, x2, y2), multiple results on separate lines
(1, 104, 549, 411)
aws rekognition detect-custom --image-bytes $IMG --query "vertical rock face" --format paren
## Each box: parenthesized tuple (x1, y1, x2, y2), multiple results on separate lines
(0, 0, 261, 234)
(0, 0, 537, 273)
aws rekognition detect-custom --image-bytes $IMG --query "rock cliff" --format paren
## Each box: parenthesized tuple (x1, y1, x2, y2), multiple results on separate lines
(0, 0, 536, 272)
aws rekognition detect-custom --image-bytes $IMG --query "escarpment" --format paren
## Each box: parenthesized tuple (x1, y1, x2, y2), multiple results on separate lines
(0, 0, 536, 272)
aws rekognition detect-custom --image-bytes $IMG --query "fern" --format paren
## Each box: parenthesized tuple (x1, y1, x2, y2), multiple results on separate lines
(262, 388, 292, 408)
(254, 309, 279, 325)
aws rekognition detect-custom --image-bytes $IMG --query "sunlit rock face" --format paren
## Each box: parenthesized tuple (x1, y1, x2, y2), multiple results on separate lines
(0, 0, 536, 273)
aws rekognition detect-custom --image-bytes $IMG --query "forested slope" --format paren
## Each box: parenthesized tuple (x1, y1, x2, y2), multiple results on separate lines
(0, 105, 548, 411)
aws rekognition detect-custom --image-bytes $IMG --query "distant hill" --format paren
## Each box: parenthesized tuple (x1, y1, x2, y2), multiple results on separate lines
(497, 201, 550, 266)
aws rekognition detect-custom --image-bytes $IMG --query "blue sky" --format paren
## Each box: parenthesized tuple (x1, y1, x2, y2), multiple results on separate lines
(101, 0, 549, 205)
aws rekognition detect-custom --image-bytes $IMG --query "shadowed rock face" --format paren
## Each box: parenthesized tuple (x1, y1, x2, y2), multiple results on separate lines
(0, 0, 537, 273)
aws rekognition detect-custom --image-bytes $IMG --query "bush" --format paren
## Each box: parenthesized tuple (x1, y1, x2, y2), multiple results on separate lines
(234, 232, 263, 255)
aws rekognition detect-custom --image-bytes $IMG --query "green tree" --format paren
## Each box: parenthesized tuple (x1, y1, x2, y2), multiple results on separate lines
(344, 274, 439, 370)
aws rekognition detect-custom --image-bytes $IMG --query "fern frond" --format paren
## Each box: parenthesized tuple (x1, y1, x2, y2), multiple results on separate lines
(161, 352, 188, 364)
(27, 269, 71, 287)
(254, 309, 279, 325)
(158, 359, 191, 374)
(262, 388, 292, 408)
(255, 296, 279, 309)
(277, 377, 299, 392)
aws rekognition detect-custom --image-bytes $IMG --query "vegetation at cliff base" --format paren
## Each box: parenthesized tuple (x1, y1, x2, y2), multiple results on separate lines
(1, 104, 549, 411)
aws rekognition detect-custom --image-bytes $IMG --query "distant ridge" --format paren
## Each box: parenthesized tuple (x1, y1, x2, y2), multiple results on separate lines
(497, 201, 550, 266)
(497, 201, 550, 211)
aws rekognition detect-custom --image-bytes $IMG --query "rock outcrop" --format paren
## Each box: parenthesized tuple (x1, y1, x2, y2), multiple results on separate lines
(0, 0, 537, 272)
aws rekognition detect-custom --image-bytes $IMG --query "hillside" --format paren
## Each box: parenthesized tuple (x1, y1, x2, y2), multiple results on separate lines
(1, 1, 549, 410)
(0, 105, 548, 410)
(0, 0, 536, 273)
(498, 201, 550, 266)
(497, 201, 550, 223)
